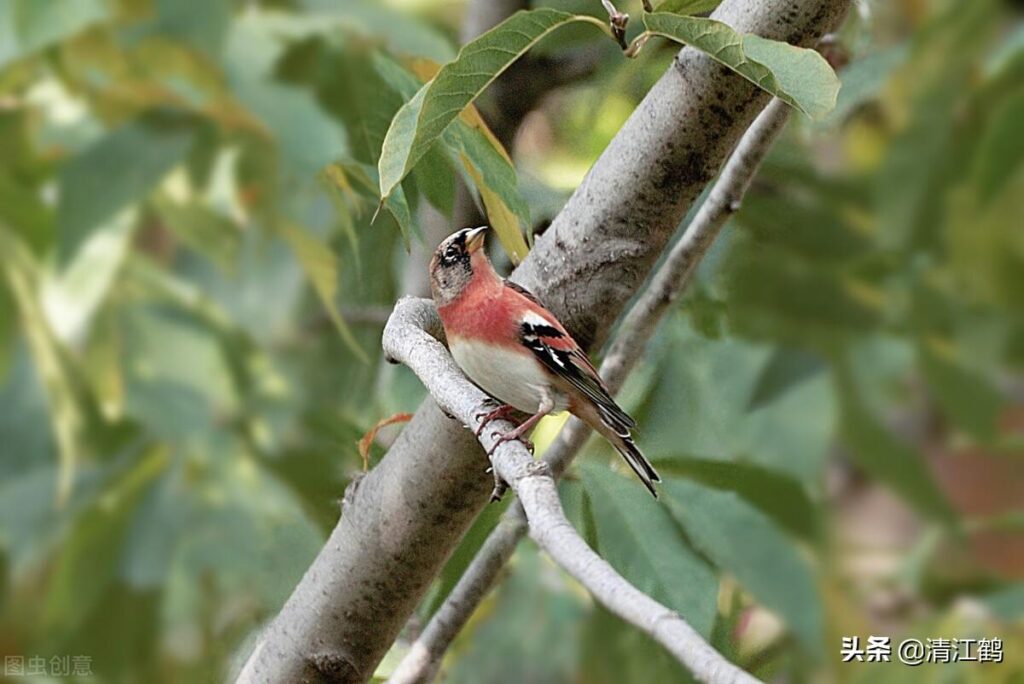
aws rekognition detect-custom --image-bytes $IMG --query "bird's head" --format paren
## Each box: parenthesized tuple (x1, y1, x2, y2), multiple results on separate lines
(429, 226, 491, 306)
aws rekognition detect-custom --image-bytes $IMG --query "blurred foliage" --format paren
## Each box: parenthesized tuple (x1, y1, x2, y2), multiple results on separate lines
(0, 0, 1022, 683)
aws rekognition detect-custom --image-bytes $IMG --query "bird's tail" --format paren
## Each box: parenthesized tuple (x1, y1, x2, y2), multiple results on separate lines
(611, 433, 661, 498)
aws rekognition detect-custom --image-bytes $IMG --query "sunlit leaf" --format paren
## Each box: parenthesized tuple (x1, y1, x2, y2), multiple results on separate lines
(378, 8, 608, 201)
(42, 211, 136, 343)
(642, 13, 840, 119)
(0, 228, 97, 503)
(278, 222, 368, 362)
(374, 53, 530, 258)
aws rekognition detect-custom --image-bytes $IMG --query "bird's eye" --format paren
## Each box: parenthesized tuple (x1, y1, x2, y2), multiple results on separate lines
(444, 247, 458, 260)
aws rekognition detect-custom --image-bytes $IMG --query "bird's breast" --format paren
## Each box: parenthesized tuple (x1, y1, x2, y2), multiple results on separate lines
(448, 337, 567, 414)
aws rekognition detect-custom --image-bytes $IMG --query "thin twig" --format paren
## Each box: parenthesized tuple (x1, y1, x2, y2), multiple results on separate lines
(381, 297, 760, 684)
(601, 0, 630, 50)
(387, 98, 791, 684)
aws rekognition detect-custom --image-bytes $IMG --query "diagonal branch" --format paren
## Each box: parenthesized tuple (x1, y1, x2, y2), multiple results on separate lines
(236, 2, 848, 681)
(381, 297, 761, 684)
(387, 97, 791, 684)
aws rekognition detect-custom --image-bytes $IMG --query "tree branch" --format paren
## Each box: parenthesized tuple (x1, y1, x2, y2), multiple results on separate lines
(387, 97, 792, 684)
(380, 297, 760, 684)
(237, 1, 848, 681)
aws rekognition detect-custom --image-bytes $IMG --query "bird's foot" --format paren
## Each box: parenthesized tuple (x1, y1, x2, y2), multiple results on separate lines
(474, 403, 517, 437)
(486, 427, 534, 457)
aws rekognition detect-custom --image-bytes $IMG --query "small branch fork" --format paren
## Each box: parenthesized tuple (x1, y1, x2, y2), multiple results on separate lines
(387, 98, 791, 684)
(381, 296, 760, 684)
(601, 0, 630, 50)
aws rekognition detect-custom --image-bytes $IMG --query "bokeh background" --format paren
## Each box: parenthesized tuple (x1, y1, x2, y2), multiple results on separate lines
(1, 0, 1022, 682)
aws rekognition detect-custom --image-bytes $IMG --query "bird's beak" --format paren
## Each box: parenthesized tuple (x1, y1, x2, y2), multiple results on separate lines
(465, 226, 488, 253)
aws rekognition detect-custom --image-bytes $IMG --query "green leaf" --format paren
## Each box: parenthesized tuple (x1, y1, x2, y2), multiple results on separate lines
(327, 161, 420, 248)
(378, 8, 607, 201)
(0, 0, 108, 68)
(651, 457, 819, 543)
(318, 46, 406, 165)
(919, 341, 1004, 443)
(57, 117, 194, 264)
(152, 0, 230, 57)
(836, 367, 954, 523)
(642, 13, 840, 119)
(653, 0, 722, 15)
(0, 228, 98, 503)
(302, 0, 455, 62)
(819, 45, 908, 126)
(981, 583, 1024, 622)
(42, 210, 136, 342)
(661, 478, 823, 653)
(373, 51, 530, 259)
(973, 87, 1024, 207)
(278, 222, 368, 362)
(447, 121, 531, 262)
(44, 446, 169, 632)
(411, 143, 456, 217)
(581, 463, 718, 637)
(747, 346, 826, 411)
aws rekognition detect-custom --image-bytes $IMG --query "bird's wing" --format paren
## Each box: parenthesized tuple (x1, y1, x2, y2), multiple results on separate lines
(505, 282, 636, 434)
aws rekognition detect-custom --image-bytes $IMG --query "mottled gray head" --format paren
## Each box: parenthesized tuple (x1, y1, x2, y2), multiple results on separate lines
(429, 226, 488, 306)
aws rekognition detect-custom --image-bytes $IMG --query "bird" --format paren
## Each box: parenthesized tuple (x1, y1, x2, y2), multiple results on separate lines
(429, 225, 661, 497)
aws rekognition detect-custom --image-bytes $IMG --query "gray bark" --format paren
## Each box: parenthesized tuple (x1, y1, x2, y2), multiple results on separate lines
(387, 97, 793, 684)
(380, 297, 761, 683)
(238, 1, 849, 681)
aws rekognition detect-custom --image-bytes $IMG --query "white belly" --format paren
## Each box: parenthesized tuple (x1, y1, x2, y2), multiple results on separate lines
(449, 337, 568, 414)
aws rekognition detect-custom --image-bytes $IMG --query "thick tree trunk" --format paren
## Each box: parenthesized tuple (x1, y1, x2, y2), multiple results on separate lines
(238, 1, 848, 681)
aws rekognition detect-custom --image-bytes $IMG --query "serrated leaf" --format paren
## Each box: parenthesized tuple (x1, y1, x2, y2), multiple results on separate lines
(581, 463, 718, 637)
(642, 13, 839, 119)
(57, 117, 194, 264)
(378, 8, 607, 201)
(278, 222, 368, 362)
(661, 478, 823, 653)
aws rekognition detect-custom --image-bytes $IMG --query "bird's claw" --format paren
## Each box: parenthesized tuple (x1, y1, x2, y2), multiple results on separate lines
(474, 403, 517, 437)
(486, 429, 534, 457)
